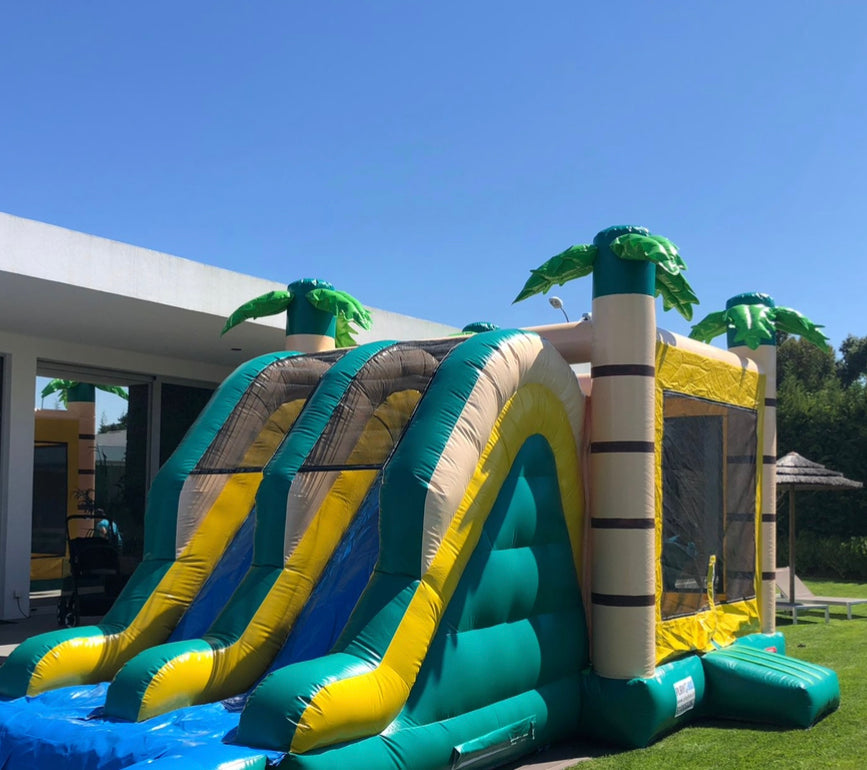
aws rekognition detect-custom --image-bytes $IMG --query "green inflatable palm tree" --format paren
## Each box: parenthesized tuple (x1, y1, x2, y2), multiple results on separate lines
(41, 380, 129, 407)
(513, 231, 699, 320)
(221, 278, 372, 348)
(689, 292, 828, 350)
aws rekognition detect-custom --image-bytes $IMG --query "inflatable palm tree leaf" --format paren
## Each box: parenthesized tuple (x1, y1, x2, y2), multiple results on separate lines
(654, 236, 688, 273)
(221, 290, 294, 335)
(722, 304, 774, 349)
(306, 287, 372, 347)
(611, 233, 681, 270)
(306, 288, 372, 330)
(610, 233, 698, 320)
(689, 311, 729, 344)
(40, 379, 129, 406)
(513, 243, 597, 303)
(726, 304, 777, 350)
(656, 271, 699, 321)
(40, 378, 75, 405)
(774, 307, 829, 349)
(333, 315, 360, 348)
(99, 385, 130, 401)
(692, 301, 826, 351)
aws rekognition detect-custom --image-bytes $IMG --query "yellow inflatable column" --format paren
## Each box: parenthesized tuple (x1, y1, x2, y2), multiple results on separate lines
(725, 294, 777, 634)
(589, 226, 656, 679)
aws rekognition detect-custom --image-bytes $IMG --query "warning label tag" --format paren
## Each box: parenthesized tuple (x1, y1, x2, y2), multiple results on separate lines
(673, 676, 696, 717)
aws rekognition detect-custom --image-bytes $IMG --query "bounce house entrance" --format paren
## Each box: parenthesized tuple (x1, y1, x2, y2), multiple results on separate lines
(660, 394, 758, 622)
(654, 343, 764, 664)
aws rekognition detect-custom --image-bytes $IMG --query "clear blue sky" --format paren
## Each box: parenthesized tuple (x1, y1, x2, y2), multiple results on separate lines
(3, 2, 866, 350)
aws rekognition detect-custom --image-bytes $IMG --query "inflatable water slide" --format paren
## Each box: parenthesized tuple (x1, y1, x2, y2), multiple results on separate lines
(0, 227, 842, 769)
(0, 329, 589, 769)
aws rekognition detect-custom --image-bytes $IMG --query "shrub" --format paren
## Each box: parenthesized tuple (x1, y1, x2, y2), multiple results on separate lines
(778, 531, 867, 581)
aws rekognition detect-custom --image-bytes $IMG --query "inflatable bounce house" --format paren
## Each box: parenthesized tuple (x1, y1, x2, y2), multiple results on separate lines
(0, 228, 840, 769)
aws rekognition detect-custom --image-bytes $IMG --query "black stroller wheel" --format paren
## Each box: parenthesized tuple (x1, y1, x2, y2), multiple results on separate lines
(58, 595, 79, 627)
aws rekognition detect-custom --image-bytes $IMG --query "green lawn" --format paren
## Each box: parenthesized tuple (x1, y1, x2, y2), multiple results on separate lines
(572, 580, 867, 770)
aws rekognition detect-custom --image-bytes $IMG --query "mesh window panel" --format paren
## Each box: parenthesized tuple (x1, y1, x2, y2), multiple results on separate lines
(300, 341, 458, 472)
(292, 340, 461, 526)
(661, 393, 757, 620)
(196, 351, 343, 473)
(159, 383, 216, 466)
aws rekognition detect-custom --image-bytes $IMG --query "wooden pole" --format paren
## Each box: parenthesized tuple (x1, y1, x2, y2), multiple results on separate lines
(789, 490, 796, 602)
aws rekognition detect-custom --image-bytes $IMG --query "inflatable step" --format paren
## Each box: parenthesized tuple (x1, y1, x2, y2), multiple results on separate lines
(701, 645, 839, 728)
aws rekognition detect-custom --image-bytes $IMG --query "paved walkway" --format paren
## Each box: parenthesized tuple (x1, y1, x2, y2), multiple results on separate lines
(504, 742, 593, 769)
(0, 599, 595, 769)
(0, 598, 66, 662)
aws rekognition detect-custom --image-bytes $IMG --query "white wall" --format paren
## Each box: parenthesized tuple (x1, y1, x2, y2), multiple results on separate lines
(0, 343, 36, 619)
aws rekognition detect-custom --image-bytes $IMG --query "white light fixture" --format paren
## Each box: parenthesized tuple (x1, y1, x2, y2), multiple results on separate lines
(548, 296, 570, 323)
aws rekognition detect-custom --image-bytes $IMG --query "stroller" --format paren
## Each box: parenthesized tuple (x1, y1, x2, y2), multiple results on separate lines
(56, 507, 124, 627)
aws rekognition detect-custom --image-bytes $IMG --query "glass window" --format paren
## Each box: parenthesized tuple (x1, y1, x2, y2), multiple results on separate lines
(31, 442, 69, 556)
(159, 383, 216, 466)
(125, 381, 216, 559)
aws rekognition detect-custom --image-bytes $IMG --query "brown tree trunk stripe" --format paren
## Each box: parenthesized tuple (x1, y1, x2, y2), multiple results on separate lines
(592, 593, 656, 608)
(590, 441, 655, 454)
(590, 517, 655, 529)
(591, 364, 655, 378)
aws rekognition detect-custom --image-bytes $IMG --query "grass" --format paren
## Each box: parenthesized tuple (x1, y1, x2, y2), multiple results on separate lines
(571, 580, 867, 770)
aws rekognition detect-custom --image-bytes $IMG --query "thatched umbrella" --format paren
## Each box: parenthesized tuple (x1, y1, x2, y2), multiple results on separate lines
(777, 451, 863, 602)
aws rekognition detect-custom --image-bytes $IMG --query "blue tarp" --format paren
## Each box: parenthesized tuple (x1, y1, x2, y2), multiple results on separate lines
(0, 683, 281, 770)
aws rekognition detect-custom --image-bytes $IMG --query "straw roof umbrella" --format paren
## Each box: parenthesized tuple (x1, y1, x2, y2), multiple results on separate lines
(777, 451, 863, 602)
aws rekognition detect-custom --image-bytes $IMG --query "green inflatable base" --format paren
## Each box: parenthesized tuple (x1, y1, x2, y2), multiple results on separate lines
(578, 655, 706, 748)
(578, 632, 838, 749)
(701, 643, 840, 728)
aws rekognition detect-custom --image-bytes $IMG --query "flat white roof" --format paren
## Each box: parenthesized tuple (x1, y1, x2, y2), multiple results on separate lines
(0, 212, 456, 368)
